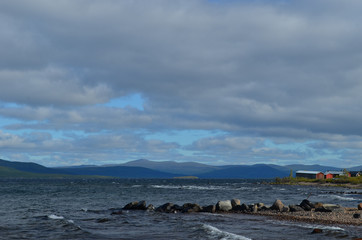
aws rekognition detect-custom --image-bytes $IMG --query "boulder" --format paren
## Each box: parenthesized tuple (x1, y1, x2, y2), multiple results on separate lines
(251, 204, 258, 213)
(353, 213, 361, 219)
(259, 206, 269, 211)
(314, 202, 324, 209)
(315, 206, 332, 212)
(202, 205, 216, 213)
(136, 200, 147, 210)
(216, 200, 232, 212)
(281, 206, 289, 212)
(289, 205, 304, 212)
(123, 201, 139, 210)
(256, 203, 264, 208)
(123, 200, 147, 210)
(270, 199, 284, 212)
(146, 204, 155, 211)
(322, 204, 342, 212)
(240, 203, 249, 212)
(300, 199, 314, 211)
(156, 203, 175, 213)
(233, 203, 249, 212)
(358, 203, 362, 210)
(231, 199, 241, 208)
(182, 203, 202, 213)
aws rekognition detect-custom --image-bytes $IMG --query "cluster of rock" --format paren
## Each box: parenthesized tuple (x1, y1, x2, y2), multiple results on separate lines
(120, 198, 358, 215)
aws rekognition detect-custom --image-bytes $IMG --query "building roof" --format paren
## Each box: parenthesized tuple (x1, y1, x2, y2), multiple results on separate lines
(324, 171, 344, 175)
(296, 170, 323, 174)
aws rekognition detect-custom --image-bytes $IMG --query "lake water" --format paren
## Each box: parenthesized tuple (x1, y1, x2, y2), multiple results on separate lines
(0, 179, 361, 239)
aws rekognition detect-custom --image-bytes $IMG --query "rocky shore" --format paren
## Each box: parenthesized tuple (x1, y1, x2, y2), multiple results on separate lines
(119, 199, 362, 226)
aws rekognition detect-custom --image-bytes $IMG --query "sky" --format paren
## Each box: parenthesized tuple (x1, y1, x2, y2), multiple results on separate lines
(0, 0, 362, 167)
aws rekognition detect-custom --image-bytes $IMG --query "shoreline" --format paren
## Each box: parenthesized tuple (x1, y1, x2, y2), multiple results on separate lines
(271, 182, 362, 189)
(246, 208, 361, 226)
(122, 199, 362, 226)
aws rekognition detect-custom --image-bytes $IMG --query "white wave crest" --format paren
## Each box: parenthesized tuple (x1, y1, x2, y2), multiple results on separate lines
(333, 195, 357, 201)
(48, 214, 64, 220)
(202, 224, 252, 240)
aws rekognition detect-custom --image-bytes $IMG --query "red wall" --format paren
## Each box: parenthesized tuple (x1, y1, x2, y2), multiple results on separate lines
(316, 172, 324, 179)
(325, 173, 333, 179)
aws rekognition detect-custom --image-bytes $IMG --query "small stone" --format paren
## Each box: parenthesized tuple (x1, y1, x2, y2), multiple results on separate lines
(311, 228, 323, 234)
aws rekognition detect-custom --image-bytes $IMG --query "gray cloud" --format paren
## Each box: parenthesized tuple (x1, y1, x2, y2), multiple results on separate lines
(1, 0, 362, 166)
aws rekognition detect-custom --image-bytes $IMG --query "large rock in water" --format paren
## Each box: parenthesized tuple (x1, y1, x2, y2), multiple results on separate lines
(231, 199, 241, 208)
(202, 205, 216, 213)
(358, 203, 362, 210)
(216, 200, 232, 212)
(123, 200, 147, 210)
(156, 203, 175, 213)
(300, 199, 314, 211)
(270, 199, 284, 212)
(289, 205, 304, 212)
(182, 203, 202, 213)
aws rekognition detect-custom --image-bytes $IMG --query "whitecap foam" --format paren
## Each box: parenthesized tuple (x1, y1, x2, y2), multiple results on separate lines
(202, 224, 252, 240)
(333, 195, 357, 201)
(48, 214, 64, 220)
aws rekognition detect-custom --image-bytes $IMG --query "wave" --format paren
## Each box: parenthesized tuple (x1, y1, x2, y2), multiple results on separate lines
(47, 214, 65, 220)
(333, 195, 357, 201)
(202, 224, 252, 240)
(272, 220, 345, 231)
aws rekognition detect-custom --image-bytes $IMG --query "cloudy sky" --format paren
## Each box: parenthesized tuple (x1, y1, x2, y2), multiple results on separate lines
(1, 0, 362, 167)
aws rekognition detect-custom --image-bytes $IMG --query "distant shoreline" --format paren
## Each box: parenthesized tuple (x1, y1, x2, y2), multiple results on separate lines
(272, 181, 362, 189)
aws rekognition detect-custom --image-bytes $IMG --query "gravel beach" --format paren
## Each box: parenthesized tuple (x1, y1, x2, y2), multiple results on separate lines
(252, 207, 361, 226)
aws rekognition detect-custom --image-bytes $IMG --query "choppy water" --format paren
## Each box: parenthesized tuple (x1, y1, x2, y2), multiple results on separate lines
(0, 179, 361, 239)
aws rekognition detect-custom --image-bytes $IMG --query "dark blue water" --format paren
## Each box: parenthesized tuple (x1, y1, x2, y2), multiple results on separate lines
(0, 179, 361, 239)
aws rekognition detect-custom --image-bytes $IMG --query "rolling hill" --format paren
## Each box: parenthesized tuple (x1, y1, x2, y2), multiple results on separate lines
(198, 164, 290, 179)
(0, 158, 360, 179)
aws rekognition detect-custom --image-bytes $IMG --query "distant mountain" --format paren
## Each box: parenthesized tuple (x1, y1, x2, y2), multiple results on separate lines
(348, 165, 362, 171)
(118, 159, 221, 175)
(1, 158, 361, 179)
(198, 164, 290, 179)
(0, 159, 70, 174)
(60, 165, 180, 178)
(285, 164, 342, 173)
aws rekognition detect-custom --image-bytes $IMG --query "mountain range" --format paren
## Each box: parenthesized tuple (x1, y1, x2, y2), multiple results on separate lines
(0, 158, 360, 179)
